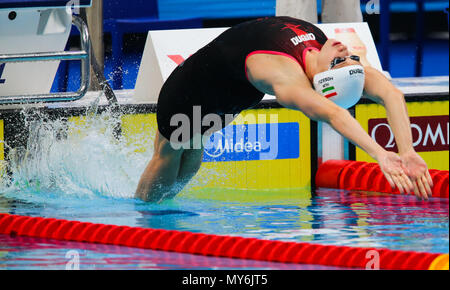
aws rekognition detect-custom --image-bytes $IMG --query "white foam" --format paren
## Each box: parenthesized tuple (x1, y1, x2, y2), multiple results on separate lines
(1, 95, 154, 199)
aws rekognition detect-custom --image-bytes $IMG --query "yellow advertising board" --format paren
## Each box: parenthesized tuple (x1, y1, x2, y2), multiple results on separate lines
(118, 107, 312, 193)
(355, 100, 449, 171)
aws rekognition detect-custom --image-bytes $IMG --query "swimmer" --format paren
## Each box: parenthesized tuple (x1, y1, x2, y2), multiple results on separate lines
(135, 16, 433, 202)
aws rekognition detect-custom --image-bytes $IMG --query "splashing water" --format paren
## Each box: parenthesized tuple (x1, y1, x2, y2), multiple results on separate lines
(0, 95, 154, 200)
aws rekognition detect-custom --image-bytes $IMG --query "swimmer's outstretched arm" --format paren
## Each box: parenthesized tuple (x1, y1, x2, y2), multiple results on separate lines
(246, 54, 414, 196)
(274, 80, 415, 197)
(362, 67, 433, 199)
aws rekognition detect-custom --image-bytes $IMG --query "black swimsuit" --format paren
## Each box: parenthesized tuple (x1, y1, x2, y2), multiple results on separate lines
(156, 16, 328, 142)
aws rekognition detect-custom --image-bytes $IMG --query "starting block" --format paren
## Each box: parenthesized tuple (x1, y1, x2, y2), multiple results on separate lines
(0, 0, 92, 104)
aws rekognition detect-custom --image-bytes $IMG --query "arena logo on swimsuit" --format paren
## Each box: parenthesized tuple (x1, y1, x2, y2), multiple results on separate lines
(290, 33, 316, 46)
(202, 122, 300, 162)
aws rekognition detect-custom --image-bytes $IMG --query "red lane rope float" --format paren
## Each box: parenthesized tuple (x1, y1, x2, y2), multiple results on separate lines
(316, 160, 449, 198)
(0, 213, 446, 270)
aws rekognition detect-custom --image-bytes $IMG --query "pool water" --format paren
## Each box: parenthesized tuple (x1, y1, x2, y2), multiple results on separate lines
(0, 234, 348, 270)
(0, 188, 448, 269)
(0, 106, 448, 269)
(0, 186, 448, 251)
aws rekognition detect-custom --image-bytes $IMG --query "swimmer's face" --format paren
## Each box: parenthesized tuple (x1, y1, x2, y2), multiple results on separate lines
(317, 39, 360, 72)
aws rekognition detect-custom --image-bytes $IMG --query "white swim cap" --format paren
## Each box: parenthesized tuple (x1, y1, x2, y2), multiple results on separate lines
(313, 65, 365, 109)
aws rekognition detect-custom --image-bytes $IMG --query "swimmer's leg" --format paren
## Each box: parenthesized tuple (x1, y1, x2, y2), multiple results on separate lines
(165, 144, 204, 199)
(135, 131, 184, 202)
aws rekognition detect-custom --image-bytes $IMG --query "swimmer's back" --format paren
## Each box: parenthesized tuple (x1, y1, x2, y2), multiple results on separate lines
(202, 16, 328, 81)
(157, 16, 328, 141)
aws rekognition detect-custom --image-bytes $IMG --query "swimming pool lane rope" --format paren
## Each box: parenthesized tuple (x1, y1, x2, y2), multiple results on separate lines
(0, 213, 447, 270)
(316, 160, 449, 198)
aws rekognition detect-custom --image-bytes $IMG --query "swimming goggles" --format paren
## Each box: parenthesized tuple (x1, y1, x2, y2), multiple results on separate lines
(330, 55, 361, 69)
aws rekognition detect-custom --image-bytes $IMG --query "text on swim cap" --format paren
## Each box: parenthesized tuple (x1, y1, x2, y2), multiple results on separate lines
(349, 68, 364, 75)
(318, 77, 333, 84)
(290, 33, 316, 46)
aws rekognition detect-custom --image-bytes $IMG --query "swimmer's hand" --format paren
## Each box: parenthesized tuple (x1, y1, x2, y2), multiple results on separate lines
(400, 150, 434, 200)
(376, 151, 414, 196)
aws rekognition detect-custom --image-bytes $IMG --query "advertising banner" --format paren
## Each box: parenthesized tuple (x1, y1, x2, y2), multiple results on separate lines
(356, 101, 449, 171)
(202, 122, 300, 162)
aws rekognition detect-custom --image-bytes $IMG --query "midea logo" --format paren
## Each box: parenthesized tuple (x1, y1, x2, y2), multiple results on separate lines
(204, 131, 263, 158)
